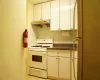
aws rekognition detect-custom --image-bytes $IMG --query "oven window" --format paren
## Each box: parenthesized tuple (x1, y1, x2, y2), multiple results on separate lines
(32, 55, 42, 62)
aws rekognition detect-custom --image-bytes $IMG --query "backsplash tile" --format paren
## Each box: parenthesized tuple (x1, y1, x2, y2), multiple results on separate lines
(33, 25, 75, 43)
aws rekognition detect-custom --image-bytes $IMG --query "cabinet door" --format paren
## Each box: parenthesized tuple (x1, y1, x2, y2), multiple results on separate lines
(60, 0, 72, 30)
(50, 0, 60, 31)
(33, 4, 42, 21)
(59, 57, 70, 79)
(48, 56, 58, 79)
(58, 50, 70, 58)
(42, 2, 50, 20)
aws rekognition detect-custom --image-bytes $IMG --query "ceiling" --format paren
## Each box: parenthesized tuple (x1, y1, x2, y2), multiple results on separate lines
(29, 0, 52, 4)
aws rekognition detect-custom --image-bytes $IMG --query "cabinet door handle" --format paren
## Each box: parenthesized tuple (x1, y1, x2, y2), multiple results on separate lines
(56, 58, 60, 59)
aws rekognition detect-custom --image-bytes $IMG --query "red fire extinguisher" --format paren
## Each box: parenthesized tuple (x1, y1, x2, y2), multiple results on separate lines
(23, 29, 28, 48)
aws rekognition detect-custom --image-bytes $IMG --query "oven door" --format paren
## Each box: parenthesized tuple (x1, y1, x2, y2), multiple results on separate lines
(28, 51, 47, 69)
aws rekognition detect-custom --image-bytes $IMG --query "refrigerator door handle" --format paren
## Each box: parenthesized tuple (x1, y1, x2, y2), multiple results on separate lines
(75, 37, 82, 39)
(72, 37, 81, 80)
(74, 37, 82, 43)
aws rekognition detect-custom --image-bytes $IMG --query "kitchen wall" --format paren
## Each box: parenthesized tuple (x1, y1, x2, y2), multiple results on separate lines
(29, 0, 77, 44)
(28, 1, 37, 47)
(33, 25, 74, 43)
(0, 0, 27, 80)
(0, 2, 2, 79)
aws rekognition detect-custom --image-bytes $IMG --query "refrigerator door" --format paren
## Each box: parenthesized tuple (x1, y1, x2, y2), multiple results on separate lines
(71, 0, 83, 80)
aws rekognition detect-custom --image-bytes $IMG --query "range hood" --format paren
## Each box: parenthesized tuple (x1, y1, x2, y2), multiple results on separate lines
(31, 19, 50, 27)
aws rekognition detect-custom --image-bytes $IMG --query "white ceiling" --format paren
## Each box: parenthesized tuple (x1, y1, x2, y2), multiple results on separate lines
(29, 0, 52, 4)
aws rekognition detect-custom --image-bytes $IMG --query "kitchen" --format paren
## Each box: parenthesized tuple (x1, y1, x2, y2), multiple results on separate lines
(27, 0, 78, 80)
(1, 0, 100, 80)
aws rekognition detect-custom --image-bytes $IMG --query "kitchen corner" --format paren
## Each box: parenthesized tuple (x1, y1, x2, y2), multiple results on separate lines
(28, 39, 78, 80)
(28, 0, 78, 80)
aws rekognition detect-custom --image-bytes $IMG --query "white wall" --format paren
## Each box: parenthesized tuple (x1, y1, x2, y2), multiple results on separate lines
(34, 26, 74, 43)
(28, 1, 37, 47)
(0, 1, 2, 79)
(0, 0, 27, 80)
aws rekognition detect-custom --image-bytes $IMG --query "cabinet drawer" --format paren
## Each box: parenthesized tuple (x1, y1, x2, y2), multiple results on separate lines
(48, 50, 58, 57)
(48, 50, 71, 57)
(28, 67, 47, 78)
(58, 50, 70, 57)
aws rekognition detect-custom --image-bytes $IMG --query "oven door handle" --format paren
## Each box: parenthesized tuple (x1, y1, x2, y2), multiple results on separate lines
(31, 68, 40, 71)
(35, 51, 46, 53)
(32, 53, 46, 56)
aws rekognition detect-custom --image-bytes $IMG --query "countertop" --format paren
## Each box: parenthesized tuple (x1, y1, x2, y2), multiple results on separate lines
(29, 42, 77, 50)
(47, 47, 74, 50)
(48, 43, 77, 50)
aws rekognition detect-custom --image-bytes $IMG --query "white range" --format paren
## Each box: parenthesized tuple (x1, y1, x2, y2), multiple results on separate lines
(28, 39, 53, 79)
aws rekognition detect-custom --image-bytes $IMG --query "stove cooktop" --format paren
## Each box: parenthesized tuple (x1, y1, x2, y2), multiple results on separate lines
(31, 45, 42, 47)
(31, 45, 50, 48)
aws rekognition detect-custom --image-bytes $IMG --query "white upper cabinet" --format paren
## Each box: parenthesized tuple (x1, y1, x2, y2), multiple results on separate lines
(33, 2, 50, 21)
(42, 2, 50, 20)
(60, 0, 72, 30)
(50, 0, 77, 31)
(33, 4, 42, 21)
(33, 0, 77, 30)
(50, 0, 60, 31)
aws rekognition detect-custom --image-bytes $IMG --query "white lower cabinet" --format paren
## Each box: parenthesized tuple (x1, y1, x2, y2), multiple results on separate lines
(47, 56, 70, 80)
(47, 50, 78, 80)
(47, 56, 58, 79)
(71, 58, 77, 80)
(59, 57, 70, 80)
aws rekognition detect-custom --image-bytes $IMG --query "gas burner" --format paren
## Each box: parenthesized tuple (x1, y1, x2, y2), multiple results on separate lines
(30, 39, 53, 48)
(31, 45, 50, 48)
(42, 46, 50, 48)
(31, 45, 42, 47)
